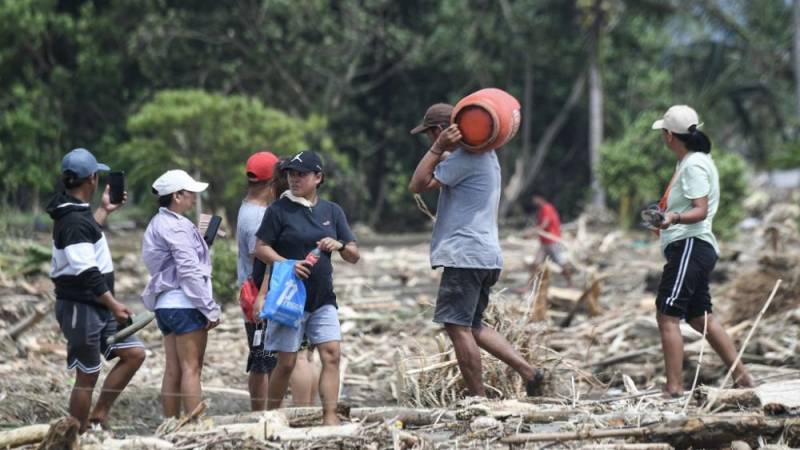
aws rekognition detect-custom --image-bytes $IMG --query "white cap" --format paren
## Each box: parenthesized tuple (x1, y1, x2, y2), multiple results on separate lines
(651, 105, 703, 134)
(152, 170, 209, 196)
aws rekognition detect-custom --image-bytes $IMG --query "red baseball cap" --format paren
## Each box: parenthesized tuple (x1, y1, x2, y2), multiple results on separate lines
(246, 151, 280, 181)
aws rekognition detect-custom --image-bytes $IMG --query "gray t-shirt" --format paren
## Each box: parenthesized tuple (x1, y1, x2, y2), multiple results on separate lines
(430, 149, 503, 269)
(236, 201, 267, 286)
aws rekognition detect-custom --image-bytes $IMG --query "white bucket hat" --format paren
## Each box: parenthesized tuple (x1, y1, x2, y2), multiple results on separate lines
(652, 105, 703, 134)
(152, 170, 209, 196)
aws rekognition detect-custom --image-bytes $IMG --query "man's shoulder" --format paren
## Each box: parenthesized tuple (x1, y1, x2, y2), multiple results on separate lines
(318, 198, 343, 212)
(58, 209, 102, 239)
(238, 202, 267, 223)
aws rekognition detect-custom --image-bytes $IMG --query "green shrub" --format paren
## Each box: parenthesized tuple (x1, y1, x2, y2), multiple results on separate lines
(211, 239, 238, 307)
(599, 113, 748, 239)
(114, 89, 354, 223)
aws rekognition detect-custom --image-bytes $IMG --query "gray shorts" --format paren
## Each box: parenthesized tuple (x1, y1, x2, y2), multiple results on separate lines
(433, 267, 501, 328)
(265, 304, 341, 353)
(55, 299, 144, 374)
(535, 243, 568, 266)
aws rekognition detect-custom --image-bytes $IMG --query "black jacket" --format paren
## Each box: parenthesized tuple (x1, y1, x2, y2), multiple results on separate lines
(46, 192, 114, 307)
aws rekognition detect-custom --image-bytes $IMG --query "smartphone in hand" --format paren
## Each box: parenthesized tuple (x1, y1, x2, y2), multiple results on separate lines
(203, 215, 222, 247)
(109, 171, 125, 204)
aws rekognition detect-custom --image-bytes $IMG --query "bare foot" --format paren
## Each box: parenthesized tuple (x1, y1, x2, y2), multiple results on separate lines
(662, 390, 683, 399)
(734, 373, 756, 388)
(322, 414, 341, 426)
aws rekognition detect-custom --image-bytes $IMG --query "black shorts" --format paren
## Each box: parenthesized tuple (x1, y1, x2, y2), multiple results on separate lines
(55, 299, 144, 374)
(656, 237, 717, 320)
(244, 321, 277, 374)
(434, 267, 501, 328)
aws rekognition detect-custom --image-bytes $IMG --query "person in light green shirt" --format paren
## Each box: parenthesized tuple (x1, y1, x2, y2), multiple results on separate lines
(659, 151, 720, 255)
(651, 105, 754, 397)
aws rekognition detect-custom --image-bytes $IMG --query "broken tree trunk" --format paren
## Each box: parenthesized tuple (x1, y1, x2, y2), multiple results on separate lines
(531, 266, 550, 322)
(560, 274, 603, 327)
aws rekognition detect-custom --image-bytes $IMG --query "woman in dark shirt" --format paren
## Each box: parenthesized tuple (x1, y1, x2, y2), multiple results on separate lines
(255, 150, 359, 425)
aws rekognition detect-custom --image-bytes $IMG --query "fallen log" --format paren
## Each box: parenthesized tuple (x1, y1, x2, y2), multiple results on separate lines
(502, 414, 800, 449)
(352, 406, 456, 426)
(581, 446, 673, 450)
(81, 437, 174, 450)
(271, 423, 361, 442)
(503, 427, 649, 445)
(694, 380, 800, 412)
(166, 410, 288, 439)
(208, 405, 351, 428)
(0, 423, 50, 448)
(9, 303, 52, 340)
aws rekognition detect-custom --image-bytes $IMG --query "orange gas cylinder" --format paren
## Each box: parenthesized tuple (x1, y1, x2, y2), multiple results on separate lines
(451, 88, 522, 153)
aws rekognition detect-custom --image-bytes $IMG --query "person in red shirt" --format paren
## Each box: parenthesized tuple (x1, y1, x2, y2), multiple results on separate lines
(524, 195, 574, 286)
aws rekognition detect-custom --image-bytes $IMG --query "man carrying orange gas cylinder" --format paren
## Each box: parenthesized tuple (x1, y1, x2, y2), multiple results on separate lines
(408, 89, 545, 397)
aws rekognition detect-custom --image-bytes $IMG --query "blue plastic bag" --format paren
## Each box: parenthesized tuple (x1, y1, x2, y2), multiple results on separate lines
(259, 260, 306, 328)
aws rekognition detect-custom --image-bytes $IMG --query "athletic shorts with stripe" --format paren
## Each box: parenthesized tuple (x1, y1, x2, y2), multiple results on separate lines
(655, 237, 717, 320)
(55, 299, 144, 374)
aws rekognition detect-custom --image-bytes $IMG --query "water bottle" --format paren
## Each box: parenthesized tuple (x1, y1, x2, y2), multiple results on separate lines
(304, 247, 321, 266)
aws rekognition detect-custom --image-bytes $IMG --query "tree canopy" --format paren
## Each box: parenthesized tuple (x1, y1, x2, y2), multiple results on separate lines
(1, 0, 797, 230)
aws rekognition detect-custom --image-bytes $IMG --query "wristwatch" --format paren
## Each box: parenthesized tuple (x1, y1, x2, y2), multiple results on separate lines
(337, 240, 347, 252)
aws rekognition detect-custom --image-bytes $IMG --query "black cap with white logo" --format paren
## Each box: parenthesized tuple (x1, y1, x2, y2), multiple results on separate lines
(281, 150, 324, 173)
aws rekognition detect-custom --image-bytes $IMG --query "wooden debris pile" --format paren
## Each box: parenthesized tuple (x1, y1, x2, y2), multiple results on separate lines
(5, 387, 800, 449)
(1, 203, 800, 448)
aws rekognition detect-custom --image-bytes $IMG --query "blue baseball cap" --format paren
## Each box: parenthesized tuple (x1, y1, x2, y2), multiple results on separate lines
(61, 148, 110, 178)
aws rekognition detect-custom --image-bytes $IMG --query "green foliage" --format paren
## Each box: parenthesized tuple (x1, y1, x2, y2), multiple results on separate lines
(115, 89, 348, 219)
(767, 141, 800, 169)
(0, 0, 796, 230)
(600, 113, 748, 238)
(210, 239, 238, 306)
(0, 237, 52, 277)
(599, 113, 674, 226)
(713, 150, 748, 240)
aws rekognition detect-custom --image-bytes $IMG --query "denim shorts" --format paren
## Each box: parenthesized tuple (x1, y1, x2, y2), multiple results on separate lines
(265, 304, 341, 352)
(155, 308, 208, 335)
